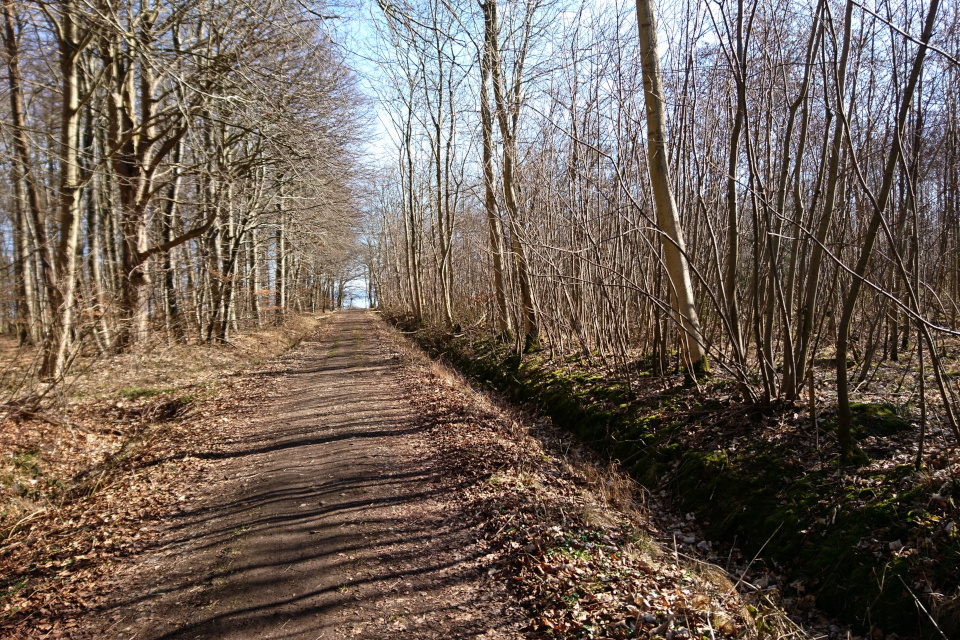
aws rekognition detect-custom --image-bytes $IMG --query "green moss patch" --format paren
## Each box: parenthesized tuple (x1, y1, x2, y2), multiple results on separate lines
(850, 403, 910, 439)
(673, 450, 942, 633)
(391, 316, 959, 639)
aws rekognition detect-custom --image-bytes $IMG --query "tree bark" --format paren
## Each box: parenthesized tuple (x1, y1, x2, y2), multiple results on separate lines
(635, 0, 709, 373)
(478, 10, 512, 337)
(794, 0, 854, 394)
(482, 0, 538, 348)
(275, 202, 286, 324)
(162, 139, 185, 342)
(41, 0, 87, 379)
(836, 0, 940, 459)
(3, 0, 56, 343)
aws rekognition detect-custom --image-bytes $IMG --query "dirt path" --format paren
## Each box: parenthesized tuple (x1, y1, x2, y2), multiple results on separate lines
(90, 311, 523, 639)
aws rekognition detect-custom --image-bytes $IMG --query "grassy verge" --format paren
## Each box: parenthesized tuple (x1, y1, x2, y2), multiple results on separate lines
(390, 314, 960, 639)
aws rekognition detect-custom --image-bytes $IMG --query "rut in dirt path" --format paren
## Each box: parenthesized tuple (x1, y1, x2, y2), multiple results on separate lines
(96, 311, 522, 639)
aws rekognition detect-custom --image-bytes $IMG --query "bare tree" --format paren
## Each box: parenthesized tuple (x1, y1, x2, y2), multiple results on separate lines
(635, 0, 708, 374)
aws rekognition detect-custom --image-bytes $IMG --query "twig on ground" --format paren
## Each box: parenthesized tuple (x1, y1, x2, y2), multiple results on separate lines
(2, 508, 47, 541)
(899, 576, 949, 640)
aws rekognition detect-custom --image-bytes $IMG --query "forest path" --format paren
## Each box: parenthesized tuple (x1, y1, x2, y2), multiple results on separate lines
(92, 310, 522, 639)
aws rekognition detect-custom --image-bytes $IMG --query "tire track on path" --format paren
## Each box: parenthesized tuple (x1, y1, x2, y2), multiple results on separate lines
(92, 310, 523, 639)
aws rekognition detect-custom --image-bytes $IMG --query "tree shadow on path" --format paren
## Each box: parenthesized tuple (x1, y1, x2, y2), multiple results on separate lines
(95, 311, 521, 640)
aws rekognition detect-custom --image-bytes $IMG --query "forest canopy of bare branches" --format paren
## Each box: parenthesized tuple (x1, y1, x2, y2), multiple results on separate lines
(3, 0, 960, 636)
(1, 0, 365, 382)
(365, 0, 960, 459)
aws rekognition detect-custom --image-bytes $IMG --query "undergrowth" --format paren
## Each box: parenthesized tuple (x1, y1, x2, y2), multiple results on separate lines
(389, 312, 960, 639)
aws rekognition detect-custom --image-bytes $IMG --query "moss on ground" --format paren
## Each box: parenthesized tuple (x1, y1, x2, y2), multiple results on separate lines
(391, 316, 958, 638)
(673, 449, 940, 633)
(849, 402, 910, 438)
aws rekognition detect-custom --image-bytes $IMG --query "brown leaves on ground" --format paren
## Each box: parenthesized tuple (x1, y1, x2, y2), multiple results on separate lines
(395, 346, 772, 639)
(0, 316, 324, 638)
(0, 376, 288, 638)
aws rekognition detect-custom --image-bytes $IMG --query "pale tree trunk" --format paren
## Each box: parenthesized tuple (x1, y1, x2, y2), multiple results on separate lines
(479, 12, 512, 338)
(635, 0, 708, 373)
(207, 217, 225, 342)
(402, 97, 424, 322)
(275, 202, 286, 323)
(422, 23, 455, 330)
(42, 0, 86, 379)
(11, 172, 40, 344)
(121, 213, 152, 344)
(162, 139, 184, 342)
(3, 0, 55, 342)
(102, 181, 121, 296)
(482, 0, 538, 348)
(86, 171, 113, 351)
(250, 228, 262, 327)
(2, 5, 42, 344)
(441, 65, 457, 329)
(187, 246, 202, 339)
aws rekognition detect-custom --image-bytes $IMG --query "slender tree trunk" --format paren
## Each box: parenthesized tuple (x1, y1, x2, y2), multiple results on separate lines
(11, 176, 39, 344)
(86, 172, 112, 351)
(250, 228, 262, 327)
(794, 0, 854, 393)
(836, 0, 940, 459)
(41, 0, 86, 379)
(635, 0, 708, 373)
(163, 140, 185, 342)
(479, 22, 512, 337)
(723, 0, 746, 360)
(3, 0, 56, 343)
(402, 101, 424, 322)
(275, 204, 286, 324)
(482, 0, 538, 348)
(777, 2, 822, 397)
(205, 222, 223, 343)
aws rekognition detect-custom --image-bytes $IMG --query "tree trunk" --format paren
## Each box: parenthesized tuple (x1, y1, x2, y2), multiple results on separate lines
(275, 205, 286, 324)
(11, 174, 39, 344)
(723, 0, 746, 360)
(482, 0, 538, 348)
(479, 12, 512, 338)
(250, 228, 262, 327)
(635, 0, 709, 373)
(794, 0, 854, 394)
(3, 0, 56, 344)
(41, 0, 86, 379)
(163, 140, 185, 342)
(836, 0, 940, 459)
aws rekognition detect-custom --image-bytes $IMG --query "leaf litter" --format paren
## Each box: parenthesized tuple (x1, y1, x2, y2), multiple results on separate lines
(0, 312, 873, 639)
(392, 328, 805, 640)
(0, 316, 325, 638)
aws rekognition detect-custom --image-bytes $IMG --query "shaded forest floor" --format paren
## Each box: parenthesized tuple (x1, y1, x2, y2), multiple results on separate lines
(0, 315, 326, 531)
(391, 315, 960, 640)
(0, 310, 803, 639)
(0, 315, 327, 636)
